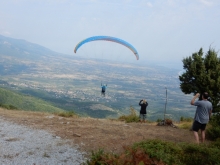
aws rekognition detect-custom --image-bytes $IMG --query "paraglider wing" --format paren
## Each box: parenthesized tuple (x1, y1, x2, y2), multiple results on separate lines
(74, 36, 139, 60)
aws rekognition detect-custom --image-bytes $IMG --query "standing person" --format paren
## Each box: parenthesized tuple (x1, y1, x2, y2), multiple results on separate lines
(139, 99, 148, 123)
(191, 92, 212, 144)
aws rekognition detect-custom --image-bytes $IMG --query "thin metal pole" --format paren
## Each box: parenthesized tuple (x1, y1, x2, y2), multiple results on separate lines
(164, 87, 167, 123)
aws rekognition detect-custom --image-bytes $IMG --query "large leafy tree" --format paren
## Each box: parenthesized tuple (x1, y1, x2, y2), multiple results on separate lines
(179, 47, 220, 112)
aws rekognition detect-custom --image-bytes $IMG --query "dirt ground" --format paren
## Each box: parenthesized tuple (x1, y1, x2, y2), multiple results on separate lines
(0, 108, 198, 155)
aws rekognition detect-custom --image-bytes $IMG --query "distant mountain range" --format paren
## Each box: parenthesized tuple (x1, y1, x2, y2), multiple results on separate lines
(0, 34, 59, 58)
(0, 35, 195, 121)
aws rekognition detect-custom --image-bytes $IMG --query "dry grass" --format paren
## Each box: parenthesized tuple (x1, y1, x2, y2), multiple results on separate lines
(176, 121, 193, 130)
(0, 108, 198, 155)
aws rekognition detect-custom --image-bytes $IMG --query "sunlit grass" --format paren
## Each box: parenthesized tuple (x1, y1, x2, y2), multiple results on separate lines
(118, 106, 139, 123)
(176, 121, 193, 130)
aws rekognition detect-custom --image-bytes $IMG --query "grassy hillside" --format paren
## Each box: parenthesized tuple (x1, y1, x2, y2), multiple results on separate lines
(0, 87, 65, 113)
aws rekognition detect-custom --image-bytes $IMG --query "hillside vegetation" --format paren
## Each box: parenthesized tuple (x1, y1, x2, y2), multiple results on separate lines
(0, 87, 65, 113)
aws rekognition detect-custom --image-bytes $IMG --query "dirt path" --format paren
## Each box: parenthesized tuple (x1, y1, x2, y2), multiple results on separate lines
(0, 108, 196, 155)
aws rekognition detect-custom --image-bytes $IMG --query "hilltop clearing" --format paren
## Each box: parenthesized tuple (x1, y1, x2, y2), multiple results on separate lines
(0, 108, 201, 156)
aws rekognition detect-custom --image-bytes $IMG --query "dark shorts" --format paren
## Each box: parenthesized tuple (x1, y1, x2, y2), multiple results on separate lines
(192, 120, 207, 132)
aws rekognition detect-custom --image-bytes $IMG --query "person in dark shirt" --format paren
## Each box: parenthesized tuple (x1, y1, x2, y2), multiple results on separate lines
(139, 99, 148, 123)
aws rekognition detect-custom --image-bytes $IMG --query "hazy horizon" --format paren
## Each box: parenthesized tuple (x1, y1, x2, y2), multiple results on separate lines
(1, 0, 219, 69)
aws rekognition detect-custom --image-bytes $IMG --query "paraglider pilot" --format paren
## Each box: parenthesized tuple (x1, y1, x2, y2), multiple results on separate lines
(101, 83, 107, 96)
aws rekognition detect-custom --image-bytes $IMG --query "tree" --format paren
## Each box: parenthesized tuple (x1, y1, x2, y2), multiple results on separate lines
(179, 47, 220, 112)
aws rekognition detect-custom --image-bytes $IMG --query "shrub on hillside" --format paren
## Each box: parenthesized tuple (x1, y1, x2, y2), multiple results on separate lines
(86, 139, 220, 165)
(0, 103, 18, 110)
(206, 126, 220, 140)
(207, 112, 220, 140)
(209, 138, 220, 148)
(133, 139, 182, 165)
(180, 143, 220, 165)
(85, 147, 166, 165)
(118, 106, 139, 123)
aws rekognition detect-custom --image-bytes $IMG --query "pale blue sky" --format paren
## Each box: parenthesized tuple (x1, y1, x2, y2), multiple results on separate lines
(0, 0, 220, 69)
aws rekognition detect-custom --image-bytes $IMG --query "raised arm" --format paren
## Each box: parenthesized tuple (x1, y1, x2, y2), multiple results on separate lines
(191, 93, 200, 105)
(139, 100, 143, 106)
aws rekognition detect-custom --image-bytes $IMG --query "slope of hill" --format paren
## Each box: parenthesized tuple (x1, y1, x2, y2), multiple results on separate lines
(0, 34, 60, 60)
(0, 87, 65, 113)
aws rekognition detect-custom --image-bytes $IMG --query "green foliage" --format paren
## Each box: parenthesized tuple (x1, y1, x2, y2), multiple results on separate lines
(209, 138, 220, 149)
(85, 149, 104, 165)
(180, 143, 220, 165)
(206, 126, 220, 141)
(156, 118, 162, 122)
(0, 87, 65, 113)
(210, 112, 220, 126)
(0, 103, 18, 110)
(85, 147, 166, 165)
(206, 112, 220, 140)
(133, 140, 182, 165)
(118, 106, 139, 123)
(179, 47, 220, 113)
(86, 139, 220, 165)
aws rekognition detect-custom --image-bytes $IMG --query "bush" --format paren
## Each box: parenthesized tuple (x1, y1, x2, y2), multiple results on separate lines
(206, 126, 220, 140)
(85, 147, 166, 165)
(133, 139, 182, 165)
(0, 103, 18, 110)
(180, 143, 220, 165)
(211, 113, 220, 125)
(86, 139, 220, 165)
(118, 106, 139, 123)
(156, 118, 163, 122)
(85, 149, 106, 165)
(209, 138, 220, 149)
(206, 112, 220, 140)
